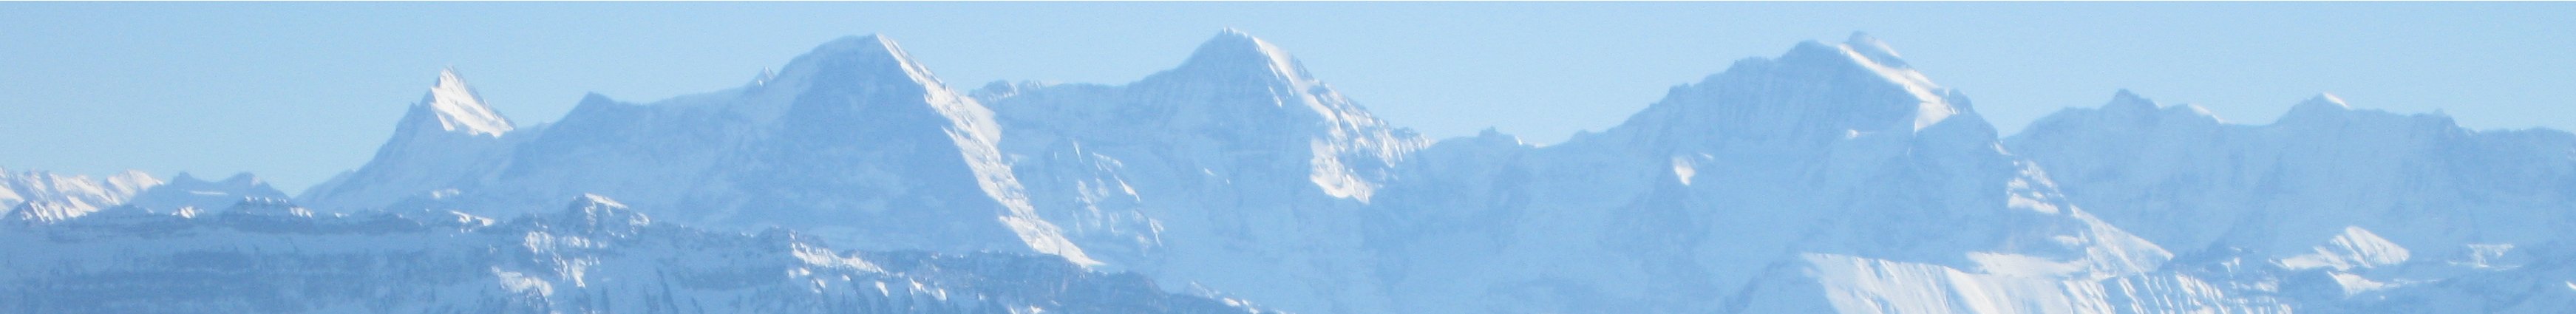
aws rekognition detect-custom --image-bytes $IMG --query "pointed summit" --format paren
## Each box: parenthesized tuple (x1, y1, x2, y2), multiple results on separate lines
(308, 69, 526, 212)
(806, 34, 903, 58)
(769, 35, 947, 91)
(1615, 32, 1966, 143)
(409, 69, 514, 137)
(1173, 29, 1312, 82)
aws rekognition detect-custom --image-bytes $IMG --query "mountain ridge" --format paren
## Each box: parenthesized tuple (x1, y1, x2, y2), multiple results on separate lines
(13, 30, 2574, 314)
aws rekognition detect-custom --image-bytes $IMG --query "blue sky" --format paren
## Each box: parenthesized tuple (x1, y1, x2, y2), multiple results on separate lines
(3, 2, 2570, 191)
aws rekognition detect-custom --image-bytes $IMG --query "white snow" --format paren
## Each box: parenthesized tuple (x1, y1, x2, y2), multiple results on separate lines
(1834, 35, 1958, 132)
(115, 30, 2572, 314)
(2278, 226, 2411, 271)
(424, 69, 514, 137)
(1, 168, 163, 222)
(1670, 156, 1696, 185)
(2328, 272, 2391, 295)
(1802, 253, 2284, 314)
(303, 35, 1101, 267)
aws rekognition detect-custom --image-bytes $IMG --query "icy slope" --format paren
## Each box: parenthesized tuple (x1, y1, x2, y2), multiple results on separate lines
(0, 195, 1261, 314)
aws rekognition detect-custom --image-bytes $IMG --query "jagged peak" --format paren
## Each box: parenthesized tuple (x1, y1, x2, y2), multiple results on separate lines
(409, 68, 515, 137)
(772, 34, 947, 90)
(809, 34, 895, 53)
(1172, 28, 1312, 82)
(1627, 33, 1964, 137)
(2040, 89, 2225, 128)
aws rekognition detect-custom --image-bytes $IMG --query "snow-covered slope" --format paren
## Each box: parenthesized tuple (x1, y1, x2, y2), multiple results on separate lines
(2007, 90, 2576, 312)
(2343, 241, 2576, 313)
(4, 168, 301, 226)
(979, 29, 1424, 313)
(297, 68, 529, 215)
(0, 195, 1262, 314)
(1350, 33, 2243, 314)
(297, 35, 1092, 264)
(2011, 92, 2566, 257)
(256, 30, 2576, 313)
(1, 168, 160, 223)
(1, 168, 160, 224)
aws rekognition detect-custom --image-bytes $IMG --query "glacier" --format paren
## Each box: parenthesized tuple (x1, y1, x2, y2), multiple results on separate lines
(9, 30, 2575, 313)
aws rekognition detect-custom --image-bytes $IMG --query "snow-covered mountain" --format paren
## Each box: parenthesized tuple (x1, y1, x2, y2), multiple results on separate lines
(1353, 33, 2274, 314)
(299, 69, 526, 215)
(0, 194, 1263, 314)
(2008, 90, 2576, 313)
(298, 35, 1091, 264)
(1, 168, 160, 223)
(5, 169, 306, 226)
(18, 30, 2575, 313)
(979, 29, 1424, 313)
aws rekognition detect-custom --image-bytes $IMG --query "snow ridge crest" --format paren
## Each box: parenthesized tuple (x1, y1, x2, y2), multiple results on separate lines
(1176, 28, 1315, 84)
(776, 35, 948, 92)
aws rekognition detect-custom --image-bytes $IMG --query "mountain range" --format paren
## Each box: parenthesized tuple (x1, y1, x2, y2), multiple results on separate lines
(6, 30, 2571, 313)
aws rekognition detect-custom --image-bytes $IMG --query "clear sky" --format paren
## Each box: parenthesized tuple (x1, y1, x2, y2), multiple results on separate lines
(3, 2, 2570, 191)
